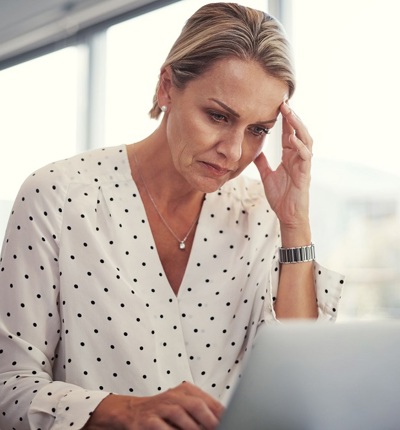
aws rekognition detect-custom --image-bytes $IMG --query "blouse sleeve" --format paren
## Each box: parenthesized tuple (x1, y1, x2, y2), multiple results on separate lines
(0, 169, 109, 430)
(264, 248, 345, 323)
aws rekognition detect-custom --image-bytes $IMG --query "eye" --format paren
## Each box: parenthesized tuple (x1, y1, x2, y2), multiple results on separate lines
(249, 125, 271, 137)
(209, 111, 228, 123)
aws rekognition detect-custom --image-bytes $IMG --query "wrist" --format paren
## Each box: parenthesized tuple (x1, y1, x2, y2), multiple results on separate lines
(279, 222, 311, 248)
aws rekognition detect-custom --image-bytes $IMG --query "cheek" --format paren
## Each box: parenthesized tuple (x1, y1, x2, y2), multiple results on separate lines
(166, 113, 192, 158)
(243, 138, 266, 162)
(166, 115, 208, 170)
(231, 142, 263, 178)
(168, 110, 204, 146)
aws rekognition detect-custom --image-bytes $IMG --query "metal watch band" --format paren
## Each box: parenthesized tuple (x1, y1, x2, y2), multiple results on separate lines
(279, 243, 315, 264)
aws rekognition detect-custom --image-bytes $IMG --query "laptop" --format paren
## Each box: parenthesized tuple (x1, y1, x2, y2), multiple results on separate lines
(218, 320, 400, 430)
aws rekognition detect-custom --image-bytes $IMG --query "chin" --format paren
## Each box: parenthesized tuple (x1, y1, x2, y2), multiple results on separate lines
(191, 175, 231, 194)
(183, 165, 238, 193)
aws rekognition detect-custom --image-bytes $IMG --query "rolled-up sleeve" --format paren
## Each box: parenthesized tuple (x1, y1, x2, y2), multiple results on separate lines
(266, 251, 345, 323)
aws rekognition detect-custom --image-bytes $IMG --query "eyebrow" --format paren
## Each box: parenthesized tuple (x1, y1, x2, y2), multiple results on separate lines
(209, 98, 278, 125)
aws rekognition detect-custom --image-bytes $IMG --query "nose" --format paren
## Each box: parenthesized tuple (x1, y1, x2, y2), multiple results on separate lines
(216, 129, 243, 162)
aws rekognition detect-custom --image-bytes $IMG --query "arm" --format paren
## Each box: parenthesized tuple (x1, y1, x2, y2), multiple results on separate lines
(0, 166, 223, 430)
(275, 226, 317, 319)
(255, 102, 317, 319)
(0, 170, 109, 430)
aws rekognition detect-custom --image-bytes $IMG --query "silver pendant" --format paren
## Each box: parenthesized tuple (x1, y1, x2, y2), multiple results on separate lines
(179, 242, 186, 250)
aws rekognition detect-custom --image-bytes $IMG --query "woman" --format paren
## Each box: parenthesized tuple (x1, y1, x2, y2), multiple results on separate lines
(0, 3, 344, 429)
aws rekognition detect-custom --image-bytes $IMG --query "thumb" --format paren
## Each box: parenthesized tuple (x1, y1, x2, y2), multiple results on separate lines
(253, 152, 272, 181)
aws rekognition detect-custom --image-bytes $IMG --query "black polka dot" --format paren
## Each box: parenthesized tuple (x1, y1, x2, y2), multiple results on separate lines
(0, 144, 343, 427)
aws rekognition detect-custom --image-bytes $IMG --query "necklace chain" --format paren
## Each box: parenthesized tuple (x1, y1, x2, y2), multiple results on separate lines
(133, 148, 200, 250)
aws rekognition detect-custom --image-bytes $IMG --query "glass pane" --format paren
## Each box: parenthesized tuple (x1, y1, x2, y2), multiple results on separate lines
(290, 0, 400, 320)
(0, 48, 79, 239)
(104, 0, 268, 147)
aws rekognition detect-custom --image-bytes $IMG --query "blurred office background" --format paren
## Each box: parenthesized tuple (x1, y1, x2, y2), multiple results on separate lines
(1, 0, 400, 321)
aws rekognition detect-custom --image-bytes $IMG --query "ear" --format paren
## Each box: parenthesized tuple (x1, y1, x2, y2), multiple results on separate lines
(157, 66, 173, 108)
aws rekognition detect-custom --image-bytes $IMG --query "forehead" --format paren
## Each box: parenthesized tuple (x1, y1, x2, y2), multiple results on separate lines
(184, 57, 289, 116)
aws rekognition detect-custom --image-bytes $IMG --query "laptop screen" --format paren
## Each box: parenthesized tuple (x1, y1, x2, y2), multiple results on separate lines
(218, 321, 400, 430)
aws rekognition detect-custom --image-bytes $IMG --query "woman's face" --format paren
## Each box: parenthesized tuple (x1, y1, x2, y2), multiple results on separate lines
(163, 57, 289, 193)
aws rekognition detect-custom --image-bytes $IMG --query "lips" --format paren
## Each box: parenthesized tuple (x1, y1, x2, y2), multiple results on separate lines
(201, 161, 231, 177)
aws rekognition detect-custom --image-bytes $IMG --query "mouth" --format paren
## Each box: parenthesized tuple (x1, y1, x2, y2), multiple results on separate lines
(200, 161, 231, 177)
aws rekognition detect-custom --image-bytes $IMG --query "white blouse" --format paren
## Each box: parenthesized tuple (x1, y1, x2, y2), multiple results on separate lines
(0, 145, 344, 430)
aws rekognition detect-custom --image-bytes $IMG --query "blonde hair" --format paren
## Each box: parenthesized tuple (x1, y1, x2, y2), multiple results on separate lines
(149, 2, 295, 119)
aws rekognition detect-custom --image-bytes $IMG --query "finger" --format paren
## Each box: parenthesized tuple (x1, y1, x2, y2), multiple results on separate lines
(161, 403, 202, 430)
(185, 397, 221, 430)
(160, 396, 220, 430)
(142, 416, 172, 430)
(289, 134, 313, 161)
(281, 113, 295, 150)
(180, 382, 224, 422)
(253, 151, 273, 181)
(280, 102, 313, 152)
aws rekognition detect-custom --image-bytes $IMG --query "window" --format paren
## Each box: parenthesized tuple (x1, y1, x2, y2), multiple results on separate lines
(0, 47, 79, 237)
(289, 0, 400, 320)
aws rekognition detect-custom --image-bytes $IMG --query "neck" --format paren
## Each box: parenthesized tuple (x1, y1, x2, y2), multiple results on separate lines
(129, 139, 204, 249)
(127, 137, 204, 214)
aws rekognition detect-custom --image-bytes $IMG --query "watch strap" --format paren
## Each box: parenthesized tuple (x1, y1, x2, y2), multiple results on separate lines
(279, 243, 315, 264)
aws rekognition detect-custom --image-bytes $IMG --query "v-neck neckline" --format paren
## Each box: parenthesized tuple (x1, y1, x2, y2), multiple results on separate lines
(122, 144, 209, 299)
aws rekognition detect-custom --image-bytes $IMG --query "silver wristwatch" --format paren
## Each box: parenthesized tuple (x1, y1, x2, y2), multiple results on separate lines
(279, 243, 315, 264)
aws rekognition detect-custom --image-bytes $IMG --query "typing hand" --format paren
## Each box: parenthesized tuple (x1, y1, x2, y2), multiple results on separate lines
(83, 381, 224, 430)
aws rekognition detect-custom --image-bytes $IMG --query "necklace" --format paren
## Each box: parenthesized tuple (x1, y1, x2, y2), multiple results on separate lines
(133, 149, 200, 250)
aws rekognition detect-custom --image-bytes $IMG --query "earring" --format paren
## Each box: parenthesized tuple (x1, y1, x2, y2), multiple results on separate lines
(160, 105, 167, 112)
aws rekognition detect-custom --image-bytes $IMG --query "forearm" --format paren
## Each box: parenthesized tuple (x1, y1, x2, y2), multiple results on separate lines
(275, 260, 317, 319)
(274, 224, 318, 319)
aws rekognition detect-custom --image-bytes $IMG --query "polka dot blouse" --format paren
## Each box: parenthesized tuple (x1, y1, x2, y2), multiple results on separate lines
(0, 145, 344, 430)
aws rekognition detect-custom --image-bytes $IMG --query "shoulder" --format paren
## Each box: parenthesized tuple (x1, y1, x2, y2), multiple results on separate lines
(10, 145, 130, 221)
(19, 145, 130, 193)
